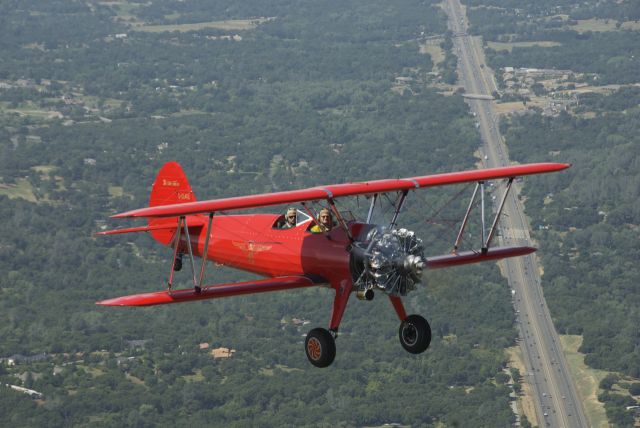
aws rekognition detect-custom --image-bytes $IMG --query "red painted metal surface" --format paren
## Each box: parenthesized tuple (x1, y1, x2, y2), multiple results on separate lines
(97, 276, 317, 306)
(389, 296, 408, 321)
(425, 246, 536, 269)
(169, 214, 353, 280)
(96, 223, 198, 236)
(113, 163, 570, 219)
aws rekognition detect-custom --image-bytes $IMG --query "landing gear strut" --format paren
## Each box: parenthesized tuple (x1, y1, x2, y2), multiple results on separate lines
(399, 314, 431, 354)
(305, 328, 336, 368)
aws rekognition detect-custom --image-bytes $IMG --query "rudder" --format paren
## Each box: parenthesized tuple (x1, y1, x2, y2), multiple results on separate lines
(149, 161, 196, 207)
(148, 161, 197, 245)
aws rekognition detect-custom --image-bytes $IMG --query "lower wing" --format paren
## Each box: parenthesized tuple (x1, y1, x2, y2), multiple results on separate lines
(425, 245, 535, 269)
(96, 275, 320, 307)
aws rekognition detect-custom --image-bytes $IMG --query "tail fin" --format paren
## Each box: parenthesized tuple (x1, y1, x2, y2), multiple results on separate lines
(149, 161, 197, 245)
(149, 161, 196, 207)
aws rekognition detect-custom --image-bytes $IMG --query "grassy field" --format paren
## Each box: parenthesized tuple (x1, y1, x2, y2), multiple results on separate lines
(108, 186, 124, 198)
(181, 369, 205, 383)
(99, 0, 142, 17)
(487, 41, 562, 52)
(559, 335, 610, 428)
(570, 19, 640, 33)
(4, 107, 63, 119)
(419, 39, 445, 71)
(131, 17, 272, 33)
(260, 364, 302, 376)
(506, 346, 539, 427)
(494, 100, 533, 115)
(0, 178, 38, 202)
(32, 165, 55, 173)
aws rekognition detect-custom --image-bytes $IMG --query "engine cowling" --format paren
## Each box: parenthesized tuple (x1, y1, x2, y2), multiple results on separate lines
(350, 227, 426, 298)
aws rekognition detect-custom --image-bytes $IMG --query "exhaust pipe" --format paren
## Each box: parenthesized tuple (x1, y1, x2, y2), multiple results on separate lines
(356, 289, 374, 301)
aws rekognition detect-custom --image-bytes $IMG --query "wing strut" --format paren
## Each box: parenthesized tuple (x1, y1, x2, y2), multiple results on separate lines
(480, 181, 486, 250)
(168, 217, 184, 290)
(366, 194, 378, 224)
(168, 214, 215, 293)
(328, 198, 354, 242)
(453, 178, 515, 253)
(196, 212, 215, 292)
(454, 183, 479, 251)
(485, 178, 513, 250)
(389, 190, 408, 228)
(183, 216, 198, 289)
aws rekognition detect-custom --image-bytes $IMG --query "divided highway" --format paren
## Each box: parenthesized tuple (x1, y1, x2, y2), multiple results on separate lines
(443, 1, 588, 426)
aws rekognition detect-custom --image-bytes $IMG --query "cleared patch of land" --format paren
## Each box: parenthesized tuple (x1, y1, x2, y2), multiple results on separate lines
(3, 107, 63, 119)
(557, 84, 624, 96)
(108, 186, 125, 198)
(31, 165, 56, 174)
(487, 41, 562, 52)
(100, 0, 143, 17)
(419, 38, 445, 71)
(182, 369, 205, 382)
(559, 335, 610, 428)
(126, 373, 148, 386)
(260, 364, 303, 376)
(0, 179, 38, 202)
(506, 346, 539, 427)
(570, 19, 640, 33)
(131, 17, 272, 33)
(494, 101, 527, 114)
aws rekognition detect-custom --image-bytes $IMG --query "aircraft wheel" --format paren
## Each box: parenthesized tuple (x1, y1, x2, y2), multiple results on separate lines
(399, 314, 431, 354)
(174, 256, 182, 272)
(305, 328, 336, 368)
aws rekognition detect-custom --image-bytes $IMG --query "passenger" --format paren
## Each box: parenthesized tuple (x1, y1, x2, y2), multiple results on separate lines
(310, 208, 334, 233)
(282, 207, 297, 229)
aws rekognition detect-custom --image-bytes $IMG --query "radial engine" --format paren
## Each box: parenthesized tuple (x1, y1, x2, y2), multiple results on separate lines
(350, 227, 426, 300)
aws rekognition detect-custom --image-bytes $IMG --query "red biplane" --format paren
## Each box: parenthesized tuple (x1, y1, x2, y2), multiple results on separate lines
(98, 161, 568, 367)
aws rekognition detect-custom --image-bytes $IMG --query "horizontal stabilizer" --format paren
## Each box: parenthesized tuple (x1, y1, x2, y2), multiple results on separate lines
(96, 275, 319, 306)
(97, 224, 177, 236)
(97, 218, 206, 235)
(425, 246, 536, 269)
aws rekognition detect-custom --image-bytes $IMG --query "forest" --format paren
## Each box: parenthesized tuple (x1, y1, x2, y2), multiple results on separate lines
(1, 0, 639, 426)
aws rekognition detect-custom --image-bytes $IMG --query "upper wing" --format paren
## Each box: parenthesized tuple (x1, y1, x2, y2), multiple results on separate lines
(113, 162, 569, 219)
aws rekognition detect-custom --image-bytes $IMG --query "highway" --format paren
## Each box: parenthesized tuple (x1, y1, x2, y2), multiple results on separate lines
(442, 1, 588, 426)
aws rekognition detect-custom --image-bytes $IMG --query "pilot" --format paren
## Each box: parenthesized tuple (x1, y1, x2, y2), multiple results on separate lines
(310, 208, 334, 233)
(282, 207, 297, 229)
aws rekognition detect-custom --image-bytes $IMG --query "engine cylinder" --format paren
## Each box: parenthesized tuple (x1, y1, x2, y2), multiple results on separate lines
(350, 227, 426, 297)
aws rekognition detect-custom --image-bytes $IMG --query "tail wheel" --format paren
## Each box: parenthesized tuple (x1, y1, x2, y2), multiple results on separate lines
(399, 314, 431, 354)
(305, 328, 336, 368)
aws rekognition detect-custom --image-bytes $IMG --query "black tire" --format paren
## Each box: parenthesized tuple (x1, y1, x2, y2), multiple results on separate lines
(305, 328, 336, 368)
(399, 314, 431, 354)
(174, 257, 182, 272)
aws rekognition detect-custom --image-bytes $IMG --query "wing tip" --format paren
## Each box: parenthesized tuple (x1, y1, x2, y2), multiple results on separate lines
(95, 298, 121, 306)
(111, 211, 135, 219)
(95, 295, 154, 306)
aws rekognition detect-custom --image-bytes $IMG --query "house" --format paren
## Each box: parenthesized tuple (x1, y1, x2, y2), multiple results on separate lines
(5, 384, 44, 400)
(211, 347, 236, 359)
(6, 353, 48, 365)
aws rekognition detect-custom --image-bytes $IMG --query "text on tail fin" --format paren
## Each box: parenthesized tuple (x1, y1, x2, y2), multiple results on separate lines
(150, 161, 197, 207)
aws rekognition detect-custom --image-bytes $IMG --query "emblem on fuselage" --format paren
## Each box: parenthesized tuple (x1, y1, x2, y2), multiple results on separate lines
(232, 241, 274, 263)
